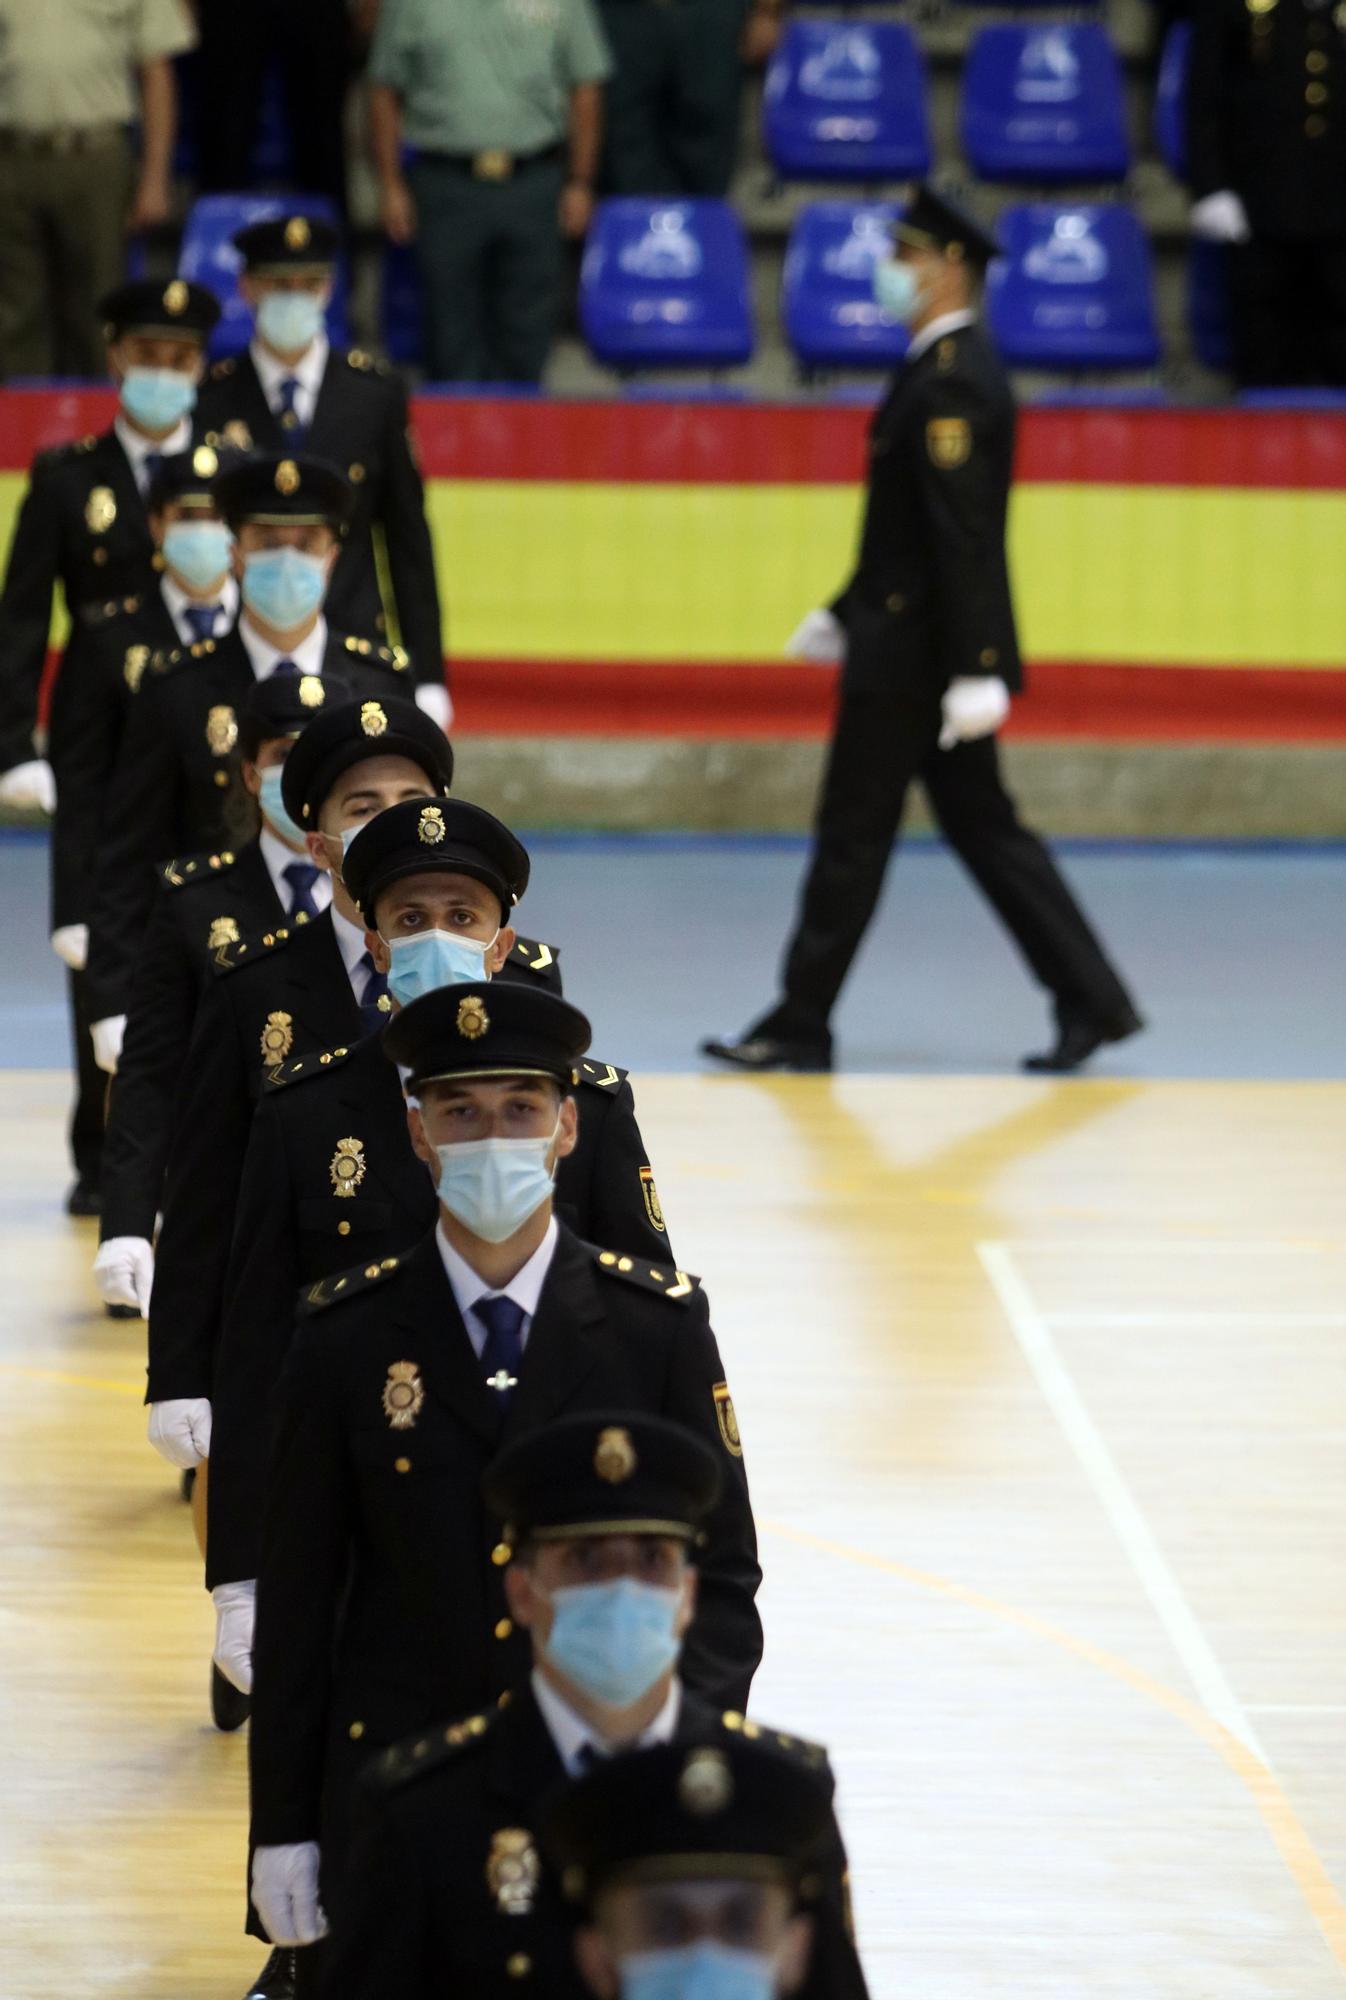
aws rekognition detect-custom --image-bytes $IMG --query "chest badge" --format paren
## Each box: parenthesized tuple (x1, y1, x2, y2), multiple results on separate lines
(206, 704, 238, 755)
(926, 417, 971, 469)
(486, 1829, 540, 1917)
(85, 486, 116, 534)
(330, 1136, 367, 1198)
(382, 1359, 424, 1430)
(260, 1010, 294, 1063)
(208, 916, 240, 951)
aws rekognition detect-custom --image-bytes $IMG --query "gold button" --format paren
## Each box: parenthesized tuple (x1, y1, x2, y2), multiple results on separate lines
(333, 1047, 348, 1058)
(494, 1617, 513, 1640)
(885, 592, 905, 613)
(365, 1264, 379, 1279)
(349, 1720, 365, 1740)
(497, 1688, 512, 1709)
(467, 1715, 488, 1736)
(617, 1257, 633, 1272)
(1307, 81, 1329, 103)
(214, 770, 228, 787)
(506, 1954, 532, 1979)
(599, 1251, 617, 1266)
(380, 1257, 398, 1270)
(320, 1053, 331, 1065)
(337, 1220, 351, 1237)
(394, 1456, 411, 1473)
(979, 647, 999, 668)
(491, 1542, 512, 1566)
(93, 547, 108, 565)
(262, 934, 274, 948)
(221, 851, 234, 864)
(722, 1710, 744, 1732)
(1308, 49, 1329, 70)
(1308, 114, 1328, 134)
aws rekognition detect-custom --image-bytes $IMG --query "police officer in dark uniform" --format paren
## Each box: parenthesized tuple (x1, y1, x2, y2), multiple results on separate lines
(0, 276, 220, 1211)
(245, 985, 761, 1994)
(207, 796, 671, 1636)
(1188, 0, 1346, 384)
(703, 187, 1142, 1078)
(193, 214, 446, 716)
(324, 1410, 864, 2000)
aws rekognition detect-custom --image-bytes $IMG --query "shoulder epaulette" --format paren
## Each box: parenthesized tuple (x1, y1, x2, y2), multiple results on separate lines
(512, 936, 559, 979)
(43, 433, 99, 468)
(264, 1043, 358, 1093)
(366, 1709, 499, 1793)
(341, 632, 409, 673)
(592, 1250, 699, 1302)
(84, 594, 140, 629)
(718, 1710, 830, 1773)
(301, 1251, 405, 1315)
(345, 348, 392, 378)
(575, 1057, 628, 1093)
(147, 645, 189, 680)
(159, 848, 240, 890)
(211, 922, 298, 975)
(210, 357, 236, 381)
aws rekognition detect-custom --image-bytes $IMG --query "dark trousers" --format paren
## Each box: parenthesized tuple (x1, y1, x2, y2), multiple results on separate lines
(600, 0, 749, 195)
(758, 676, 1138, 1048)
(68, 968, 105, 1184)
(194, 0, 351, 211)
(408, 155, 564, 384)
(1231, 235, 1346, 387)
(0, 131, 133, 377)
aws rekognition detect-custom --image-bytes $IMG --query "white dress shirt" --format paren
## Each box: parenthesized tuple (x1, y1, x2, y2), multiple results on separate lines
(532, 1669, 683, 1778)
(160, 573, 239, 648)
(114, 415, 192, 497)
(251, 332, 329, 430)
(258, 824, 333, 919)
(237, 613, 328, 682)
(905, 308, 977, 367)
(436, 1215, 560, 1361)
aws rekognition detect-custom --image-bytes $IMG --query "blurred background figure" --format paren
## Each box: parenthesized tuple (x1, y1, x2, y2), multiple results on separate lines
(190, 0, 352, 215)
(599, 0, 784, 197)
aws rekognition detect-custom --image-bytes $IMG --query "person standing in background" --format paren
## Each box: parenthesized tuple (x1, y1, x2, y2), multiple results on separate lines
(190, 0, 352, 216)
(599, 0, 783, 196)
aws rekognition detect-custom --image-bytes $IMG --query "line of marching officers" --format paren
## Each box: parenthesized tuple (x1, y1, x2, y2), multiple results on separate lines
(0, 237, 871, 2000)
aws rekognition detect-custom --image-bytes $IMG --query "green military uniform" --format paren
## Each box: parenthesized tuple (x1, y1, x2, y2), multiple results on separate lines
(369, 0, 612, 382)
(600, 0, 751, 196)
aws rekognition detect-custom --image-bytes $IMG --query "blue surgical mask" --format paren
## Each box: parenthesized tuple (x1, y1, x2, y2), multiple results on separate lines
(256, 288, 327, 355)
(257, 765, 307, 846)
(120, 366, 197, 433)
(161, 519, 232, 592)
(621, 1945, 774, 2000)
(433, 1124, 558, 1243)
(541, 1576, 682, 1708)
(243, 547, 328, 629)
(872, 257, 923, 324)
(382, 928, 498, 1006)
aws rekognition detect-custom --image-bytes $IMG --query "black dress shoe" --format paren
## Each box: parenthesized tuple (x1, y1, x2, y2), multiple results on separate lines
(104, 1302, 140, 1320)
(1022, 1013, 1144, 1075)
(65, 1176, 100, 1218)
(211, 1661, 251, 1733)
(243, 1946, 296, 1999)
(699, 1034, 832, 1073)
(180, 1467, 196, 1504)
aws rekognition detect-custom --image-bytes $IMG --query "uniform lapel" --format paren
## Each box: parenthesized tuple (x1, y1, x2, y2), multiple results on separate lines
(234, 839, 286, 924)
(101, 430, 150, 529)
(334, 1040, 435, 1213)
(230, 351, 283, 449)
(389, 1230, 505, 1447)
(306, 351, 344, 453)
(503, 1226, 606, 1442)
(485, 1684, 566, 1811)
(283, 908, 365, 1051)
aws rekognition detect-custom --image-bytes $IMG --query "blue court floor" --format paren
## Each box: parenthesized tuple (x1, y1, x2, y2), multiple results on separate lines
(2, 831, 1342, 1079)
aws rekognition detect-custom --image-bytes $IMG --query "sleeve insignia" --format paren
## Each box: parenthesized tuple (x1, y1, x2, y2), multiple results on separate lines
(382, 1358, 424, 1430)
(594, 1250, 699, 1301)
(577, 1058, 626, 1091)
(85, 486, 116, 534)
(713, 1381, 742, 1458)
(514, 938, 558, 977)
(330, 1136, 367, 1196)
(486, 1829, 540, 1916)
(208, 916, 240, 950)
(639, 1166, 667, 1235)
(124, 644, 150, 692)
(926, 417, 971, 469)
(260, 1010, 294, 1063)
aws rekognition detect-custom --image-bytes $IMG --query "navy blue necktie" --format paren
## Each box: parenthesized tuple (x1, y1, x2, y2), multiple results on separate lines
(282, 860, 321, 920)
(356, 949, 390, 1034)
(277, 377, 306, 440)
(184, 605, 220, 645)
(271, 656, 299, 677)
(143, 450, 166, 495)
(476, 1295, 525, 1405)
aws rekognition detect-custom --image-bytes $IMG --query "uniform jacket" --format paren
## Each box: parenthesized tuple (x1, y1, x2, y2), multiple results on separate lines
(1188, 0, 1346, 236)
(145, 911, 563, 1403)
(248, 1225, 762, 1866)
(324, 1685, 868, 2000)
(83, 625, 411, 1021)
(0, 428, 156, 774)
(207, 1039, 673, 1588)
(194, 347, 443, 680)
(832, 324, 1022, 698)
(99, 841, 284, 1244)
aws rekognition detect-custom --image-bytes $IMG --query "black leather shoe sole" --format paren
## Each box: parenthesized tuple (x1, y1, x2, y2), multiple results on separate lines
(104, 1302, 140, 1320)
(1022, 1015, 1144, 1076)
(243, 1946, 297, 1999)
(65, 1177, 100, 1218)
(699, 1036, 832, 1073)
(180, 1468, 196, 1504)
(211, 1662, 251, 1733)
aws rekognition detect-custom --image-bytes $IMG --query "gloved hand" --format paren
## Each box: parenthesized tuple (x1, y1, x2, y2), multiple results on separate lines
(252, 1843, 328, 1947)
(784, 607, 845, 665)
(146, 1397, 212, 1468)
(1190, 191, 1251, 245)
(938, 676, 1011, 752)
(90, 1014, 126, 1074)
(50, 924, 89, 971)
(413, 681, 454, 731)
(212, 1580, 256, 1694)
(0, 758, 56, 813)
(93, 1235, 155, 1314)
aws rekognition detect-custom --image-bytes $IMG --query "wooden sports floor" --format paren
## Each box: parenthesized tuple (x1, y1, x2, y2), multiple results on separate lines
(2, 1067, 1344, 1999)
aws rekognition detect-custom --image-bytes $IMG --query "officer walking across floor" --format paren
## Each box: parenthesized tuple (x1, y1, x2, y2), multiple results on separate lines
(323, 1409, 864, 2000)
(193, 215, 448, 713)
(0, 278, 220, 1213)
(702, 186, 1143, 1079)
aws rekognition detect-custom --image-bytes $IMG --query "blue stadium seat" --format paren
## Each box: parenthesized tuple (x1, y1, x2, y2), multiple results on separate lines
(987, 204, 1161, 369)
(178, 194, 349, 359)
(1155, 21, 1191, 179)
(782, 203, 909, 371)
(580, 200, 754, 370)
(961, 26, 1130, 183)
(763, 23, 931, 182)
(1188, 239, 1233, 372)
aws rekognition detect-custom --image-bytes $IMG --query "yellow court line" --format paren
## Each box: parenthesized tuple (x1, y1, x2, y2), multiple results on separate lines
(762, 1518, 1346, 1980)
(0, 1362, 143, 1396)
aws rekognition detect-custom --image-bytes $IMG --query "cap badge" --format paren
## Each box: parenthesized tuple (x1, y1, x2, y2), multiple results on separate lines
(191, 443, 218, 479)
(712, 1382, 742, 1459)
(417, 804, 446, 845)
(678, 1748, 733, 1818)
(360, 701, 388, 737)
(285, 215, 312, 251)
(206, 704, 238, 755)
(382, 1359, 424, 1431)
(594, 1426, 638, 1485)
(298, 674, 326, 709)
(208, 916, 240, 951)
(330, 1136, 366, 1198)
(260, 1011, 294, 1064)
(123, 643, 150, 693)
(163, 279, 188, 316)
(456, 995, 489, 1041)
(486, 1830, 540, 1917)
(85, 487, 116, 535)
(275, 459, 301, 497)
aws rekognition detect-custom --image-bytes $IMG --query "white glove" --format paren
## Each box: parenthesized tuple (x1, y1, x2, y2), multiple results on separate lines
(1190, 191, 1251, 244)
(939, 676, 1012, 752)
(146, 1396, 212, 1469)
(784, 607, 845, 665)
(252, 1843, 329, 1947)
(50, 924, 88, 971)
(0, 757, 56, 813)
(413, 681, 454, 730)
(212, 1580, 256, 1694)
(94, 1235, 155, 1314)
(90, 1014, 127, 1074)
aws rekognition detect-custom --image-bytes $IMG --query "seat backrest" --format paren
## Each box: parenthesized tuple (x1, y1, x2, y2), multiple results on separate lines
(961, 25, 1129, 182)
(579, 200, 754, 367)
(1155, 20, 1192, 179)
(987, 204, 1161, 368)
(782, 202, 909, 369)
(764, 21, 931, 180)
(178, 194, 348, 359)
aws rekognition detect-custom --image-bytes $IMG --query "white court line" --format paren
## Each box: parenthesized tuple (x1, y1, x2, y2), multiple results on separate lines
(1046, 1312, 1346, 1330)
(977, 1240, 1268, 1765)
(1248, 1706, 1346, 1716)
